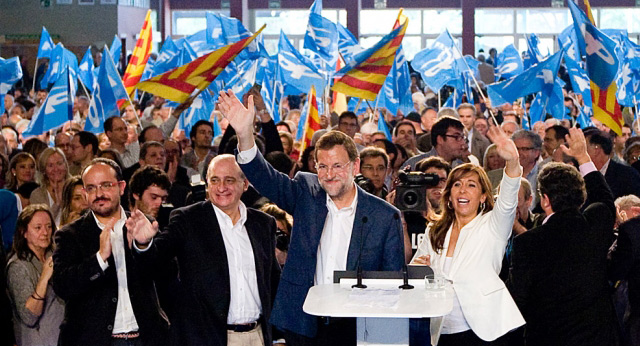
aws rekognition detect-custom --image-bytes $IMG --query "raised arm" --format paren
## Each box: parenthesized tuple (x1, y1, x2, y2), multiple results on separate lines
(218, 90, 256, 152)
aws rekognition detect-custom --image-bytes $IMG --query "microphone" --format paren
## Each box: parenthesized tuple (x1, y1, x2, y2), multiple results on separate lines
(352, 216, 368, 289)
(398, 264, 414, 290)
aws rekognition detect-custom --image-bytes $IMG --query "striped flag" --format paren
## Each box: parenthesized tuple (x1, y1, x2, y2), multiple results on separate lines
(301, 85, 322, 153)
(123, 10, 153, 98)
(137, 25, 265, 104)
(332, 11, 408, 100)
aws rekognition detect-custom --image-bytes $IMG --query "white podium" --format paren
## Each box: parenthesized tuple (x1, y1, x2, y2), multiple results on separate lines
(303, 278, 453, 346)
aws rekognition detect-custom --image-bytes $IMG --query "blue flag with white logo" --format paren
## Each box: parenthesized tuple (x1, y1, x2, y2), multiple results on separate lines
(179, 89, 217, 135)
(110, 35, 122, 67)
(412, 31, 460, 92)
(78, 46, 95, 93)
(277, 31, 325, 95)
(40, 43, 78, 90)
(102, 46, 129, 104)
(225, 59, 258, 99)
(0, 57, 23, 113)
(23, 68, 74, 137)
(151, 38, 180, 77)
(558, 25, 581, 62)
(494, 44, 523, 81)
(304, 0, 338, 70)
(584, 22, 620, 89)
(85, 47, 121, 133)
(523, 34, 548, 70)
(37, 27, 55, 59)
(206, 13, 261, 61)
(487, 49, 564, 106)
(336, 22, 362, 65)
(568, 0, 592, 59)
(564, 56, 593, 113)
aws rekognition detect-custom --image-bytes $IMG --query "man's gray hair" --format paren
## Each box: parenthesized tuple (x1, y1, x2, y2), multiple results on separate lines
(615, 195, 640, 210)
(511, 129, 543, 150)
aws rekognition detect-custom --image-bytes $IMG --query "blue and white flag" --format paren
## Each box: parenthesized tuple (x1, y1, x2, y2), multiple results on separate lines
(37, 27, 55, 59)
(110, 35, 122, 68)
(140, 55, 156, 84)
(179, 90, 216, 135)
(102, 46, 129, 104)
(443, 90, 463, 108)
(78, 46, 95, 93)
(494, 44, 523, 81)
(412, 31, 460, 92)
(206, 13, 261, 60)
(185, 30, 213, 56)
(152, 38, 180, 76)
(487, 49, 564, 106)
(23, 68, 74, 137)
(523, 33, 548, 70)
(558, 25, 581, 62)
(347, 97, 369, 114)
(528, 92, 546, 125)
(225, 59, 258, 99)
(260, 60, 284, 123)
(85, 48, 120, 134)
(568, 0, 592, 59)
(303, 0, 338, 69)
(277, 31, 325, 95)
(564, 56, 593, 114)
(336, 22, 363, 65)
(548, 78, 567, 120)
(177, 40, 198, 65)
(40, 43, 78, 89)
(0, 57, 23, 112)
(616, 59, 640, 107)
(584, 22, 620, 89)
(205, 12, 225, 48)
(378, 118, 392, 141)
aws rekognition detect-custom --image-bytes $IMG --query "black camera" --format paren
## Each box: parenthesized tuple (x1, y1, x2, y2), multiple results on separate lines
(395, 170, 440, 212)
(354, 174, 376, 194)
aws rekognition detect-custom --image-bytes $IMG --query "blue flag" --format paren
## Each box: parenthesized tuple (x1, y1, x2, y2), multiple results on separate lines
(140, 55, 156, 84)
(40, 43, 78, 89)
(558, 25, 581, 62)
(564, 56, 593, 113)
(78, 46, 95, 93)
(304, 0, 338, 69)
(568, 0, 592, 59)
(528, 93, 545, 125)
(0, 57, 23, 113)
(336, 22, 362, 65)
(103, 46, 129, 104)
(206, 13, 261, 60)
(443, 90, 463, 108)
(85, 47, 121, 133)
(110, 35, 122, 68)
(487, 49, 564, 106)
(494, 44, 523, 81)
(225, 59, 258, 99)
(523, 34, 548, 70)
(378, 118, 392, 141)
(205, 12, 225, 48)
(260, 59, 283, 123)
(548, 79, 567, 120)
(412, 30, 462, 92)
(185, 30, 213, 56)
(347, 97, 369, 114)
(152, 38, 180, 77)
(179, 90, 217, 135)
(277, 31, 325, 95)
(177, 40, 198, 65)
(37, 27, 55, 59)
(584, 22, 620, 89)
(23, 68, 73, 137)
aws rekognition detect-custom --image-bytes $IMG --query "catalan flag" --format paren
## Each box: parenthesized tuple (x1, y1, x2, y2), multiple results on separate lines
(137, 25, 265, 104)
(301, 85, 321, 153)
(582, 0, 624, 134)
(332, 11, 408, 100)
(122, 10, 153, 98)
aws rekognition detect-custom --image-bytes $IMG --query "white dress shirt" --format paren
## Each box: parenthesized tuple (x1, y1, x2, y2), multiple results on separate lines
(94, 207, 139, 334)
(212, 202, 262, 324)
(315, 188, 358, 285)
(237, 143, 359, 286)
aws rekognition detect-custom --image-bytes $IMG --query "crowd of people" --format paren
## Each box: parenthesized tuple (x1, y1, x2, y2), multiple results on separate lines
(1, 46, 640, 346)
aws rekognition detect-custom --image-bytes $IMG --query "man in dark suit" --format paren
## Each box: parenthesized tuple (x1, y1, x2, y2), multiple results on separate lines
(52, 158, 169, 346)
(458, 103, 490, 165)
(585, 128, 640, 199)
(509, 128, 619, 346)
(218, 90, 404, 346)
(126, 154, 280, 346)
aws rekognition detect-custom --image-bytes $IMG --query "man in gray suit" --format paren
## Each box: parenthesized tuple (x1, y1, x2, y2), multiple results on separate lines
(458, 103, 490, 166)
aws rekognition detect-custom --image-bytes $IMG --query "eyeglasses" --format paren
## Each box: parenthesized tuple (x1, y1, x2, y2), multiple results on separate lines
(360, 164, 387, 173)
(444, 134, 467, 143)
(84, 181, 118, 194)
(316, 161, 352, 174)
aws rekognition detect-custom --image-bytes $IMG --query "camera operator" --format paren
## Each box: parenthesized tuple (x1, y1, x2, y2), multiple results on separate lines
(356, 147, 390, 199)
(387, 157, 450, 257)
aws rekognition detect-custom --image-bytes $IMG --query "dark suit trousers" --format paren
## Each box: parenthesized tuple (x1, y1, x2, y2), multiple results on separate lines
(284, 318, 356, 346)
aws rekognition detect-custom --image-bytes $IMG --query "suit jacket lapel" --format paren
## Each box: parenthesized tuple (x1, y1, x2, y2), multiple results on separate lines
(347, 186, 369, 270)
(203, 202, 229, 272)
(245, 213, 266, 288)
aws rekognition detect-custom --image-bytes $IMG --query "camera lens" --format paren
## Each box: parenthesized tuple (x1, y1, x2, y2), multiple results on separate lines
(402, 191, 419, 208)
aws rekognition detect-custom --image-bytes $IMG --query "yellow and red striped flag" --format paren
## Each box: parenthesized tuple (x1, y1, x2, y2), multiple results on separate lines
(332, 11, 408, 101)
(122, 10, 153, 99)
(301, 85, 322, 153)
(583, 0, 624, 134)
(136, 25, 265, 104)
(331, 55, 347, 115)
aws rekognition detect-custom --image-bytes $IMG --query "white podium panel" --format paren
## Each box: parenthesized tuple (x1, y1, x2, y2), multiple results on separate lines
(303, 279, 453, 345)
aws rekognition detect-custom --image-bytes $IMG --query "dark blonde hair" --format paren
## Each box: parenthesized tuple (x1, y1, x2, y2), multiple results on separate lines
(60, 176, 86, 226)
(428, 163, 495, 252)
(11, 204, 56, 261)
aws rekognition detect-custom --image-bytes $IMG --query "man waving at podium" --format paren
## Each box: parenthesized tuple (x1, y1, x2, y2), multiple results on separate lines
(218, 90, 405, 346)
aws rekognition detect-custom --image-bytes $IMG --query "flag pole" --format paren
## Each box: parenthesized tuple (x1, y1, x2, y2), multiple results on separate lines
(354, 98, 363, 114)
(78, 79, 91, 97)
(438, 90, 442, 109)
(453, 89, 457, 108)
(32, 57, 40, 93)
